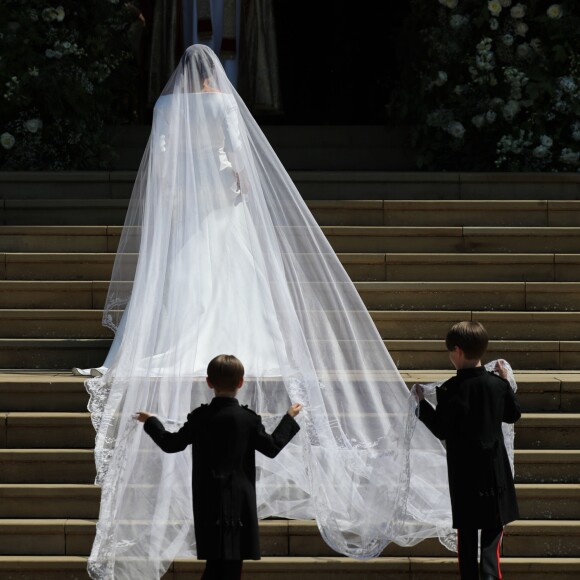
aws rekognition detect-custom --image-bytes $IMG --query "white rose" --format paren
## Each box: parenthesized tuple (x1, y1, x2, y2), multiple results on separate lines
(560, 148, 580, 165)
(510, 3, 527, 18)
(500, 0, 512, 6)
(450, 15, 468, 29)
(547, 4, 563, 19)
(503, 100, 520, 121)
(516, 22, 528, 36)
(502, 34, 514, 46)
(447, 121, 466, 139)
(559, 76, 577, 93)
(488, 0, 502, 16)
(41, 8, 55, 22)
(24, 119, 43, 133)
(472, 115, 486, 129)
(55, 6, 65, 21)
(435, 71, 448, 86)
(486, 110, 497, 123)
(1, 132, 15, 149)
(533, 145, 550, 159)
(490, 18, 499, 30)
(540, 135, 553, 148)
(530, 38, 542, 51)
(517, 43, 531, 58)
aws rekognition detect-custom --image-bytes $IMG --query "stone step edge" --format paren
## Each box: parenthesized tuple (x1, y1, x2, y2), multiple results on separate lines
(0, 338, 580, 352)
(0, 483, 578, 493)
(2, 308, 580, 319)
(3, 252, 580, 260)
(0, 449, 577, 459)
(1, 225, 580, 235)
(3, 280, 580, 289)
(0, 368, 580, 387)
(0, 555, 579, 572)
(4, 199, 580, 209)
(0, 518, 577, 532)
(2, 412, 579, 420)
(1, 170, 578, 181)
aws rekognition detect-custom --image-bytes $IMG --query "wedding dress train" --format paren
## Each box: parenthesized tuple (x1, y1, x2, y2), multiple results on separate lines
(83, 45, 513, 580)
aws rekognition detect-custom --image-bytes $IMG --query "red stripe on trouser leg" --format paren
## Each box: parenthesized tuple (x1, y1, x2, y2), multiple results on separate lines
(497, 530, 503, 579)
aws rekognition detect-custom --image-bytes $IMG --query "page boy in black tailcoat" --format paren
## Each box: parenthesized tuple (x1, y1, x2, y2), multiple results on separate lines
(136, 354, 302, 580)
(415, 321, 521, 580)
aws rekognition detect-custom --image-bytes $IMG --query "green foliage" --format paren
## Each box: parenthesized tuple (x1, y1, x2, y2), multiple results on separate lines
(391, 0, 580, 171)
(0, 1, 138, 170)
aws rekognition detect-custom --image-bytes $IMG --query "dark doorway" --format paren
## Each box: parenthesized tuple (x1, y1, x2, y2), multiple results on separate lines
(269, 1, 409, 124)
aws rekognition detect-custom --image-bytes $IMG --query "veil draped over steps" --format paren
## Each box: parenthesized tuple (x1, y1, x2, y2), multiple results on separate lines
(85, 45, 514, 579)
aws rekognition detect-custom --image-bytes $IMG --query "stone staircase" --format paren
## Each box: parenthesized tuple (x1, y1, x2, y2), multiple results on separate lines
(0, 169, 579, 578)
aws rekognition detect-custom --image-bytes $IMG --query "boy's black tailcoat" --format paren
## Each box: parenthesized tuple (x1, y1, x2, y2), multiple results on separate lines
(144, 397, 300, 560)
(418, 366, 521, 529)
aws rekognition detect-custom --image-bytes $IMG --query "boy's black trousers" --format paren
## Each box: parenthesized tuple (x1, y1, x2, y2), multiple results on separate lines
(457, 527, 503, 580)
(201, 559, 243, 580)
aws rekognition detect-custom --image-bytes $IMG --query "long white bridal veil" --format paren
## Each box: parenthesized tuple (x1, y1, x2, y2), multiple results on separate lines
(86, 44, 450, 579)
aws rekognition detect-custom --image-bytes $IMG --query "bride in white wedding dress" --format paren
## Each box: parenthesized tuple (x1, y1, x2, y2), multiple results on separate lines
(82, 45, 517, 580)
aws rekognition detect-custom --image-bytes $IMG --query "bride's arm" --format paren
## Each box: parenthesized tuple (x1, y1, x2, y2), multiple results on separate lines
(223, 99, 249, 194)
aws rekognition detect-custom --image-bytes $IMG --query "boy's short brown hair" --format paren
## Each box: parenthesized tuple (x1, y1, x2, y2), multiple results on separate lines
(445, 321, 489, 360)
(207, 354, 244, 390)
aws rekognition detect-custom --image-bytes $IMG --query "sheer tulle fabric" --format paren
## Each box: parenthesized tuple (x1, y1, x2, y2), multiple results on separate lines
(87, 44, 454, 579)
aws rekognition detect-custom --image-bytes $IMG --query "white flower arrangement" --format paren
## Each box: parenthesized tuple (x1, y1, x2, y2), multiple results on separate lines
(510, 3, 527, 18)
(560, 148, 580, 165)
(447, 120, 466, 139)
(0, 132, 15, 149)
(515, 22, 528, 36)
(488, 1, 502, 17)
(392, 0, 580, 170)
(1, 1, 136, 169)
(547, 4, 563, 20)
(24, 119, 43, 133)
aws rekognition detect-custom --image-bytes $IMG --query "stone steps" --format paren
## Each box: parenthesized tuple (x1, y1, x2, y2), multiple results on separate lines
(1, 252, 579, 282)
(373, 311, 580, 340)
(318, 199, 580, 227)
(356, 281, 580, 311)
(0, 338, 578, 370)
(0, 483, 577, 520)
(2, 171, 579, 201)
(0, 555, 579, 580)
(324, 226, 580, 254)
(1, 199, 579, 227)
(1, 225, 579, 254)
(1, 371, 576, 413)
(1, 310, 580, 340)
(0, 412, 577, 450)
(0, 449, 577, 484)
(0, 170, 577, 575)
(0, 280, 578, 311)
(0, 450, 95, 483)
(0, 519, 577, 558)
